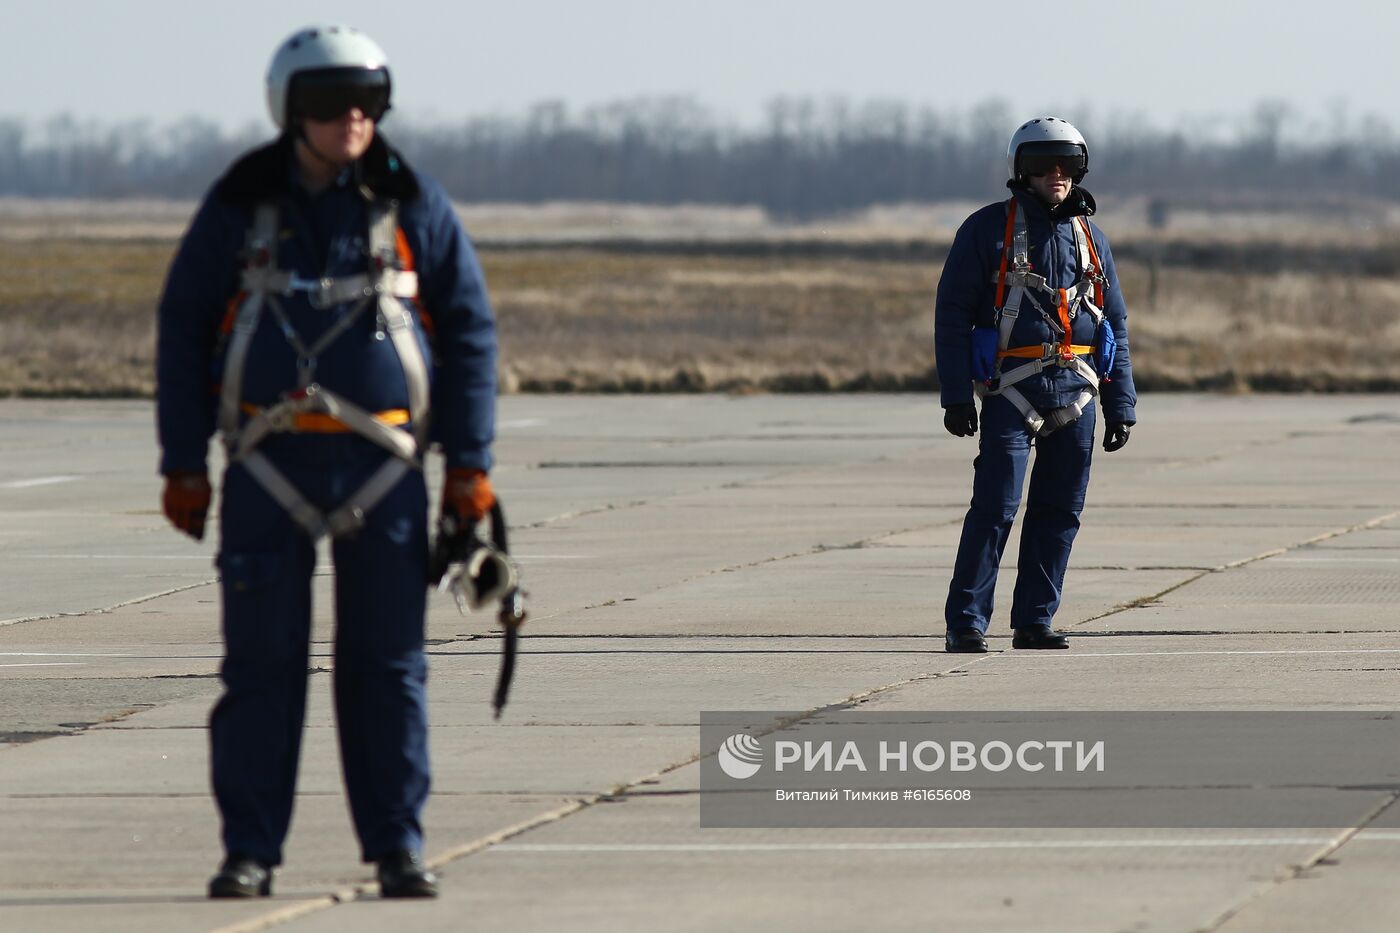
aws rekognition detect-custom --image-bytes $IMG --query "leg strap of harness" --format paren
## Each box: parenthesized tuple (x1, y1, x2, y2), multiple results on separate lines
(241, 450, 416, 542)
(993, 386, 1046, 435)
(1038, 389, 1096, 437)
(979, 382, 1098, 437)
(324, 457, 412, 538)
(242, 451, 331, 540)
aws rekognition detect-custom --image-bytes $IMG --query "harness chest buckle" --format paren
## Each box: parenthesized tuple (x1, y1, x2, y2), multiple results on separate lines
(265, 408, 295, 432)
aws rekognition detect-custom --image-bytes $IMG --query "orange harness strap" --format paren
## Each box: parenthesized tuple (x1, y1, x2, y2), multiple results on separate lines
(395, 227, 436, 338)
(218, 291, 246, 335)
(999, 344, 1093, 359)
(994, 200, 1018, 310)
(1055, 288, 1075, 358)
(239, 403, 411, 433)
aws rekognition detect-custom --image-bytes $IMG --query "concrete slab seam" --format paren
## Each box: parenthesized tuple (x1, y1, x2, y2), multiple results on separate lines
(595, 517, 960, 612)
(0, 577, 218, 628)
(386, 662, 992, 927)
(1068, 509, 1400, 631)
(425, 798, 595, 871)
(206, 888, 356, 933)
(1200, 792, 1400, 932)
(493, 512, 950, 625)
(515, 498, 652, 530)
(1147, 427, 1355, 475)
(212, 799, 596, 932)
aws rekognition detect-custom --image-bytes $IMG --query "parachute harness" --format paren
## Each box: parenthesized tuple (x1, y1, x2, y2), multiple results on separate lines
(218, 200, 430, 540)
(980, 198, 1108, 436)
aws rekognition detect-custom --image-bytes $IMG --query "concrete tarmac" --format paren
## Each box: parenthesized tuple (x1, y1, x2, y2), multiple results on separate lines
(1, 393, 1399, 933)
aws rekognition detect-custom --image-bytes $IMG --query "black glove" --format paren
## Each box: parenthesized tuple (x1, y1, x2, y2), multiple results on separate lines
(1103, 421, 1132, 452)
(943, 403, 978, 437)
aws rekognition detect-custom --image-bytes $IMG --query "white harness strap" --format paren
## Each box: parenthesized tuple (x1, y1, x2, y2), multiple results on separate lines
(241, 451, 414, 540)
(978, 202, 1104, 436)
(218, 205, 279, 439)
(234, 384, 418, 463)
(219, 199, 431, 541)
(368, 205, 431, 452)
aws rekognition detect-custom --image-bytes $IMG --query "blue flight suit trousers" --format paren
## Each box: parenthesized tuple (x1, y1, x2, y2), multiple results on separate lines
(209, 437, 430, 866)
(945, 394, 1095, 634)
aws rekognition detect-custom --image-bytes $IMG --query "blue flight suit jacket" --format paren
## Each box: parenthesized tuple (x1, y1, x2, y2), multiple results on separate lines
(156, 133, 497, 476)
(934, 186, 1137, 425)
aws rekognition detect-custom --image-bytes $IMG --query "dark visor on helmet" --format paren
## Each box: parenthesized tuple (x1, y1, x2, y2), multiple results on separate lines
(289, 68, 391, 122)
(1018, 142, 1086, 177)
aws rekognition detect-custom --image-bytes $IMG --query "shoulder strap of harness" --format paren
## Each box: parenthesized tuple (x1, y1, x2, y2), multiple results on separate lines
(1073, 217, 1104, 309)
(994, 199, 1018, 311)
(368, 200, 431, 452)
(218, 203, 280, 438)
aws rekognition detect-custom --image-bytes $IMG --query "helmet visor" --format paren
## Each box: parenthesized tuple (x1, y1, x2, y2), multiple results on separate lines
(1018, 143, 1086, 178)
(289, 68, 391, 122)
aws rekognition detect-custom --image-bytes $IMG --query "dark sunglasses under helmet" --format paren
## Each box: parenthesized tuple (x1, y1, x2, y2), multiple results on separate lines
(288, 67, 391, 122)
(1016, 142, 1086, 179)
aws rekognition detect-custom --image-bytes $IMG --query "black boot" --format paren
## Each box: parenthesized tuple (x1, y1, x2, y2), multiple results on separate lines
(945, 629, 988, 653)
(1012, 627, 1069, 649)
(377, 849, 439, 898)
(208, 854, 272, 898)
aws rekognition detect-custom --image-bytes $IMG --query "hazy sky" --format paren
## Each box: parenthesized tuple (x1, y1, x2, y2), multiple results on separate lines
(5, 0, 1395, 136)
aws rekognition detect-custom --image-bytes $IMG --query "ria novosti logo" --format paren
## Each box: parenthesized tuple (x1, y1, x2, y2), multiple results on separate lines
(717, 733, 763, 779)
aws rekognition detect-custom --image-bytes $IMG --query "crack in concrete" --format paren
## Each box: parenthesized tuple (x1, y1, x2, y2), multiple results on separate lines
(554, 515, 965, 618)
(1069, 509, 1400, 631)
(0, 578, 218, 629)
(1203, 793, 1400, 932)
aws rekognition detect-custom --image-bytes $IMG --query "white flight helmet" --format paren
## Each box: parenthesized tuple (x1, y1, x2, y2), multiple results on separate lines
(1006, 116, 1088, 185)
(265, 25, 391, 129)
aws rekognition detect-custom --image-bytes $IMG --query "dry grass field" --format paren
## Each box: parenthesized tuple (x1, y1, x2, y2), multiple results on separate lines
(1, 200, 1398, 397)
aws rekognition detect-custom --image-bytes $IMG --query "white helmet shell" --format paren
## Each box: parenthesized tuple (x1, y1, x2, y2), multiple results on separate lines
(266, 25, 391, 129)
(1006, 116, 1088, 183)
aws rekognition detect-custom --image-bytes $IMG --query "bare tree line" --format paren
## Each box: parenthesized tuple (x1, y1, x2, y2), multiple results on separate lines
(2, 97, 1396, 217)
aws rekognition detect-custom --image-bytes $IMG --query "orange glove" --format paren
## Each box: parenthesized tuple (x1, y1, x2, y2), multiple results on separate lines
(162, 471, 212, 541)
(443, 468, 495, 523)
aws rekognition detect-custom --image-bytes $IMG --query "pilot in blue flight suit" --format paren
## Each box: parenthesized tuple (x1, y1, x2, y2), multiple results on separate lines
(934, 117, 1137, 653)
(156, 24, 498, 898)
